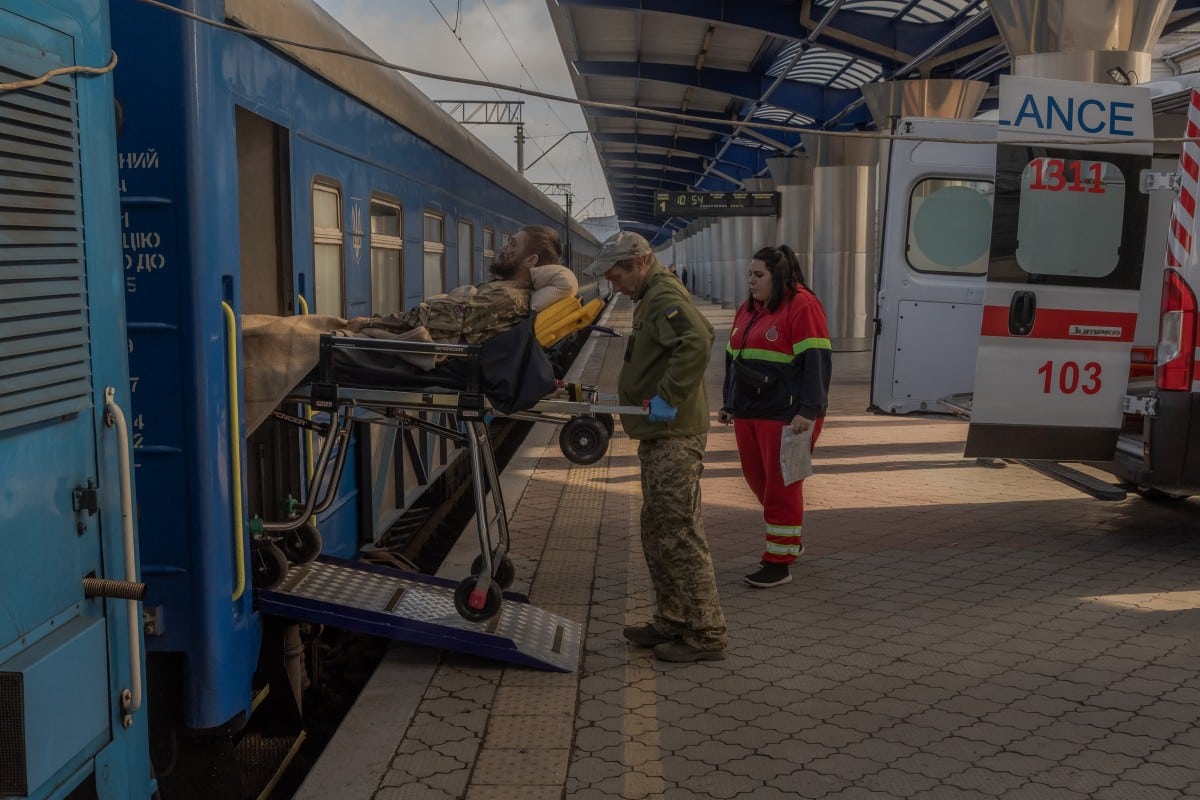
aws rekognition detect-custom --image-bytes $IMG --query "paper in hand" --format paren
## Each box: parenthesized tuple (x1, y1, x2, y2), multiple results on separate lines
(780, 426, 814, 485)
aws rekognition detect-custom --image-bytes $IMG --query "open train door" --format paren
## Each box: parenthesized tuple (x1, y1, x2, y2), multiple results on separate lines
(965, 76, 1153, 460)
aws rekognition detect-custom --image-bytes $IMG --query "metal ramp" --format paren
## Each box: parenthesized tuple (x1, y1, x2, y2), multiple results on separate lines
(254, 557, 581, 672)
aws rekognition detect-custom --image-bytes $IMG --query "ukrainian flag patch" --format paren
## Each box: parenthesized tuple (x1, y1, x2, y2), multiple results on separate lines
(665, 307, 679, 319)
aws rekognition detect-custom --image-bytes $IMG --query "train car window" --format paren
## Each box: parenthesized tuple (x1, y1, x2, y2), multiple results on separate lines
(370, 198, 403, 315)
(423, 212, 446, 295)
(483, 227, 496, 280)
(905, 178, 994, 276)
(457, 220, 474, 288)
(312, 182, 344, 315)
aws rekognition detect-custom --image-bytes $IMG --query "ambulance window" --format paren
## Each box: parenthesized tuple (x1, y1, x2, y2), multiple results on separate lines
(906, 179, 993, 275)
(1015, 157, 1125, 278)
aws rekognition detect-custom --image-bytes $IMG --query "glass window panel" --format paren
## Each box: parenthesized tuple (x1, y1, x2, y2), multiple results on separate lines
(423, 213, 443, 243)
(458, 220, 473, 287)
(371, 247, 402, 315)
(313, 186, 340, 229)
(314, 242, 343, 315)
(423, 251, 444, 296)
(370, 201, 401, 237)
(1016, 158, 1124, 279)
(906, 178, 994, 275)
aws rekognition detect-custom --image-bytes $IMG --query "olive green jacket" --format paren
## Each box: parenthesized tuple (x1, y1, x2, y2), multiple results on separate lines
(619, 262, 714, 440)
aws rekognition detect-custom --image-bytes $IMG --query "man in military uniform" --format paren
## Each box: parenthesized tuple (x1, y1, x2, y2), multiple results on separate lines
(586, 231, 727, 662)
(347, 225, 562, 344)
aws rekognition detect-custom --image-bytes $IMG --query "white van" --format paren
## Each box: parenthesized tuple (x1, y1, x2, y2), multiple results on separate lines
(871, 74, 1200, 500)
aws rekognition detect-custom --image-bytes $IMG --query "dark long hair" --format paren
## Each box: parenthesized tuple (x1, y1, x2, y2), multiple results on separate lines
(520, 224, 563, 267)
(745, 245, 807, 313)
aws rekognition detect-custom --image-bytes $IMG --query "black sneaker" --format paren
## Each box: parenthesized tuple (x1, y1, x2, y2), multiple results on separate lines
(623, 623, 674, 648)
(744, 562, 791, 588)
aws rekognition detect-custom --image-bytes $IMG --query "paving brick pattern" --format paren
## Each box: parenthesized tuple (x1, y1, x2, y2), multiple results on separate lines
(364, 299, 1200, 799)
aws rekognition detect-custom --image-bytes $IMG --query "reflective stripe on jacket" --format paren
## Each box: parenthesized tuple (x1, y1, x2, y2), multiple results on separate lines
(723, 288, 831, 421)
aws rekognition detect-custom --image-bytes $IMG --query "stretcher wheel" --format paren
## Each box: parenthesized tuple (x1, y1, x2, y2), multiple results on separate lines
(595, 412, 615, 438)
(251, 540, 289, 590)
(279, 522, 323, 564)
(560, 416, 608, 465)
(453, 575, 503, 622)
(470, 553, 516, 589)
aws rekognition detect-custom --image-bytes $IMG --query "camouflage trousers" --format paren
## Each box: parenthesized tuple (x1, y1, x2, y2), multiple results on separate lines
(637, 434, 728, 650)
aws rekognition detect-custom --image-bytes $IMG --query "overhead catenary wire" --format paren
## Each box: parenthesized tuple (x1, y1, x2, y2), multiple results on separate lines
(32, 1, 1193, 151)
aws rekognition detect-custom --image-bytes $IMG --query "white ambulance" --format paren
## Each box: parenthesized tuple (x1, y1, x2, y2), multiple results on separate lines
(871, 74, 1200, 500)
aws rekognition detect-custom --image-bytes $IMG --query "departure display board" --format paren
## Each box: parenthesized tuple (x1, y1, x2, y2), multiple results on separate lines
(654, 191, 780, 217)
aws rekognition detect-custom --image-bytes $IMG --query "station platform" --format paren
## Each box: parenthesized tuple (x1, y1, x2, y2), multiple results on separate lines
(295, 298, 1200, 800)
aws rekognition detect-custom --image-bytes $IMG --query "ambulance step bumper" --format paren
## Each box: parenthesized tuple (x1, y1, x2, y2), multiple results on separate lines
(255, 557, 581, 672)
(1015, 460, 1127, 501)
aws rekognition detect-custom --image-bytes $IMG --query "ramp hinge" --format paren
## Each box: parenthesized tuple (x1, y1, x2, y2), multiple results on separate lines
(1124, 394, 1158, 416)
(1141, 170, 1181, 192)
(72, 480, 100, 533)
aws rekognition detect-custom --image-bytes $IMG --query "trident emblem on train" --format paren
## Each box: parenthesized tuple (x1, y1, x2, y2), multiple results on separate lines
(350, 198, 363, 263)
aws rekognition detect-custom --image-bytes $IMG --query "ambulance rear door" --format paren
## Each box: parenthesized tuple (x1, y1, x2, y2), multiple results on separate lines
(965, 76, 1153, 461)
(870, 118, 995, 415)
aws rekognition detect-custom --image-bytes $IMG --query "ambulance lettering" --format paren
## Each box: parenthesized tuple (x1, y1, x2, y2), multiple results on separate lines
(1003, 94, 1136, 137)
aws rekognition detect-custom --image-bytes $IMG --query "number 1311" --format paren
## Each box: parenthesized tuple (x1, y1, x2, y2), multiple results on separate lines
(1028, 158, 1106, 194)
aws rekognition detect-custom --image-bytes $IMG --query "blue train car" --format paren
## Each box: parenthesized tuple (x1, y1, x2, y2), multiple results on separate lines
(0, 1, 153, 798)
(106, 0, 599, 784)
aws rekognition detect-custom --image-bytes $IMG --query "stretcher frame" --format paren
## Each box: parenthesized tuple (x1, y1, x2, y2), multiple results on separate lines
(261, 332, 641, 620)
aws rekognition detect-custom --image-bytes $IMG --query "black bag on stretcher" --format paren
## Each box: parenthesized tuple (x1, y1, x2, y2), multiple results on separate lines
(320, 316, 558, 415)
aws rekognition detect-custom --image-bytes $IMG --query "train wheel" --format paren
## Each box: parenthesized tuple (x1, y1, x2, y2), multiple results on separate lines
(560, 417, 608, 465)
(453, 575, 503, 622)
(279, 522, 323, 564)
(470, 553, 516, 589)
(595, 412, 615, 438)
(251, 541, 289, 590)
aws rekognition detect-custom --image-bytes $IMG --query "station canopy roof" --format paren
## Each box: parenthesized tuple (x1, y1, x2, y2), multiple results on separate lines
(546, 0, 1200, 244)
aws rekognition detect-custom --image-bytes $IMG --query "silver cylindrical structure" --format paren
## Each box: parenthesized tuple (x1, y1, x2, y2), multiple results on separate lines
(811, 163, 876, 351)
(766, 157, 813, 287)
(797, 138, 877, 351)
(719, 218, 738, 308)
(702, 221, 716, 301)
(990, 0, 1174, 82)
(860, 79, 989, 131)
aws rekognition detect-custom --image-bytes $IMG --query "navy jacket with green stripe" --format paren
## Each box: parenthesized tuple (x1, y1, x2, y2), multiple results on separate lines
(722, 287, 832, 422)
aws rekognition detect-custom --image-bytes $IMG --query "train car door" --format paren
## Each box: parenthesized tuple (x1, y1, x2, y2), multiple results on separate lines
(1, 5, 150, 798)
(965, 76, 1153, 460)
(870, 119, 994, 414)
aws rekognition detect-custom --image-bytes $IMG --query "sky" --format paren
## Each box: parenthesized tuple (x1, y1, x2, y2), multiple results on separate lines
(313, 0, 615, 225)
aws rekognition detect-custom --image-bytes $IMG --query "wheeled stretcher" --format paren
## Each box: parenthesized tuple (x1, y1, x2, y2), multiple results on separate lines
(258, 317, 643, 623)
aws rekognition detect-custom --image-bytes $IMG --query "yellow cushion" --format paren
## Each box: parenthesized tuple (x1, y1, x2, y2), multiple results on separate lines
(535, 296, 604, 348)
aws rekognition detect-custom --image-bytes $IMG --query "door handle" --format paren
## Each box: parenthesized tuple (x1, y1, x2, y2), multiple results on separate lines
(1009, 291, 1036, 336)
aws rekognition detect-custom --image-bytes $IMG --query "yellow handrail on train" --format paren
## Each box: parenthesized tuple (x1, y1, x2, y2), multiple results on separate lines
(222, 301, 247, 602)
(296, 295, 317, 512)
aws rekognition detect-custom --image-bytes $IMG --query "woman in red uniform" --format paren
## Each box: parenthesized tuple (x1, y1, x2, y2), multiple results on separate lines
(719, 245, 831, 587)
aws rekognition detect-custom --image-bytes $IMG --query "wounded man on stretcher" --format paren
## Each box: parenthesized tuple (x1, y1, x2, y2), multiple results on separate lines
(241, 263, 601, 434)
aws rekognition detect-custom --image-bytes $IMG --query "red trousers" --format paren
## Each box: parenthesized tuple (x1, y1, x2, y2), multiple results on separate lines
(733, 417, 823, 564)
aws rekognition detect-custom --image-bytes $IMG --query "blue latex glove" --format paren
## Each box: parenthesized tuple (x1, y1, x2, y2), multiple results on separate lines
(647, 395, 678, 423)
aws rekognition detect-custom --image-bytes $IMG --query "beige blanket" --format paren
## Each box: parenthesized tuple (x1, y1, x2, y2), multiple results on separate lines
(241, 314, 435, 434)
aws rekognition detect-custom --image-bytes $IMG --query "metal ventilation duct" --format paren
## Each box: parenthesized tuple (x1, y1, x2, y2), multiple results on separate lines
(861, 79, 989, 130)
(989, 0, 1174, 82)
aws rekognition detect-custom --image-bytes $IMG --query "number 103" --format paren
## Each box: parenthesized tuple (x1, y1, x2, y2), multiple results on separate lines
(1037, 360, 1102, 395)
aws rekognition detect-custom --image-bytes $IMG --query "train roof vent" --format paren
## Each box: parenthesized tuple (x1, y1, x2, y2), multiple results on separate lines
(0, 54, 92, 434)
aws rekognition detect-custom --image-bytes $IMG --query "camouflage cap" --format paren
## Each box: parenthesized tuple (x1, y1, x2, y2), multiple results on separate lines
(585, 231, 653, 277)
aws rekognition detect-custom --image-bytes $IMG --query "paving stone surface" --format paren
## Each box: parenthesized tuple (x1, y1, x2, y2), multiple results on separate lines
(314, 299, 1200, 799)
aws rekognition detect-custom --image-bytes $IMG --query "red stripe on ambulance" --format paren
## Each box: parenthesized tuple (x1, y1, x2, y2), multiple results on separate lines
(981, 306, 1137, 341)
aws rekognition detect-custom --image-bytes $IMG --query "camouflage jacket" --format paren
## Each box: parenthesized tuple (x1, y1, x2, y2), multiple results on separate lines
(366, 279, 532, 344)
